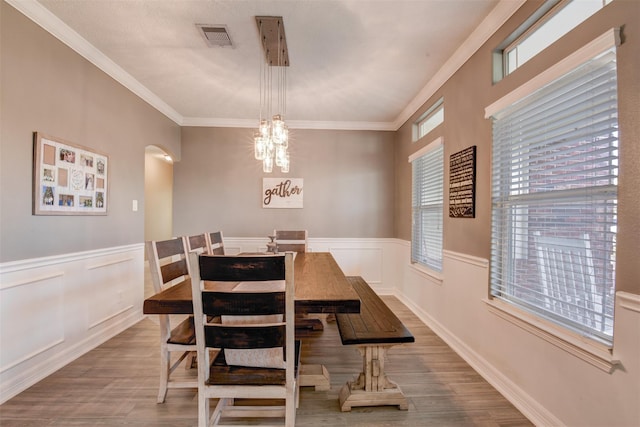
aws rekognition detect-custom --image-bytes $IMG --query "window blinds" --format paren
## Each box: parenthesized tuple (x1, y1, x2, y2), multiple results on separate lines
(490, 48, 618, 343)
(411, 141, 444, 272)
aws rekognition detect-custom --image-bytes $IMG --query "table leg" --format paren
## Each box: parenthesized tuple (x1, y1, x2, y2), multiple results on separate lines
(338, 344, 408, 411)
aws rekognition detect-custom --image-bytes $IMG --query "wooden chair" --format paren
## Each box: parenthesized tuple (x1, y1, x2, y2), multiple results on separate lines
(187, 233, 209, 254)
(274, 230, 307, 253)
(206, 231, 226, 255)
(146, 237, 198, 403)
(189, 252, 300, 427)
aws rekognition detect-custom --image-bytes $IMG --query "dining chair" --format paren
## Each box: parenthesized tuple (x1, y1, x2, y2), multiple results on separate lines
(189, 251, 300, 427)
(274, 230, 307, 253)
(206, 231, 226, 255)
(146, 237, 198, 403)
(187, 233, 209, 254)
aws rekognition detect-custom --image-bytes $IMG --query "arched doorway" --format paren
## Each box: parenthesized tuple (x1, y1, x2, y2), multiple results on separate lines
(144, 145, 174, 299)
(144, 145, 174, 242)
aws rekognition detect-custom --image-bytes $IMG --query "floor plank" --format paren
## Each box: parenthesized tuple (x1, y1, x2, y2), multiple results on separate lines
(0, 296, 533, 426)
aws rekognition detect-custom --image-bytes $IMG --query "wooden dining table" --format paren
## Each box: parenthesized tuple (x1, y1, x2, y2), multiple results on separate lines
(143, 251, 361, 316)
(143, 251, 361, 391)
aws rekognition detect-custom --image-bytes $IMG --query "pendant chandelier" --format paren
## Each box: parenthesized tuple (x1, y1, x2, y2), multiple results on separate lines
(254, 16, 290, 173)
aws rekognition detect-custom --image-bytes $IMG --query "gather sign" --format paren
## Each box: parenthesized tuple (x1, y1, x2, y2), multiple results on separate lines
(262, 178, 303, 209)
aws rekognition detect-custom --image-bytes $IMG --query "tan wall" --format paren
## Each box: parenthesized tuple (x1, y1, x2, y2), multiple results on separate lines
(394, 0, 639, 295)
(0, 3, 181, 262)
(173, 127, 395, 238)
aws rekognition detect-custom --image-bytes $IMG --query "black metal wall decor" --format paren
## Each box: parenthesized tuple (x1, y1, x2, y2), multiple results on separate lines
(449, 145, 476, 218)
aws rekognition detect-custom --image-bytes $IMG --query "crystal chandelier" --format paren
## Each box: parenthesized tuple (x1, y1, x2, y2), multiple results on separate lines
(254, 17, 290, 173)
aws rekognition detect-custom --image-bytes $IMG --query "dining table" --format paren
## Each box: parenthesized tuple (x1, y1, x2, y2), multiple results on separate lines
(143, 251, 361, 390)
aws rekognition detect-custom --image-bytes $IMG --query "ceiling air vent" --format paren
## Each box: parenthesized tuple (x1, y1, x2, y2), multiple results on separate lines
(196, 24, 233, 48)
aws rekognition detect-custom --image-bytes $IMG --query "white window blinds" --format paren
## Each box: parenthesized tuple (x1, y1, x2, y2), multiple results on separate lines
(489, 47, 618, 344)
(411, 139, 444, 272)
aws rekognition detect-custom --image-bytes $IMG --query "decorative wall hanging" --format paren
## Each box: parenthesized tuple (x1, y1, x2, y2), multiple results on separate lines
(33, 132, 108, 215)
(262, 178, 303, 208)
(449, 145, 476, 218)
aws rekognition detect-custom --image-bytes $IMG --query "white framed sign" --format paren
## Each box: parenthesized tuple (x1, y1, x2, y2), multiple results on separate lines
(262, 178, 303, 209)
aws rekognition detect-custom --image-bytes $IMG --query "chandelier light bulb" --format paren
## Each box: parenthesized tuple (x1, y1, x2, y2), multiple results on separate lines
(254, 132, 266, 160)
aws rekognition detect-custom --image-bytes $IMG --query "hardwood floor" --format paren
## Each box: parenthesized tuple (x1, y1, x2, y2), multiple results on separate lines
(0, 297, 533, 426)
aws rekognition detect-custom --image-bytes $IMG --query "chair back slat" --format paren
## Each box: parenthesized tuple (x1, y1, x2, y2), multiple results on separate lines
(275, 243, 306, 253)
(187, 234, 208, 254)
(199, 255, 285, 282)
(274, 229, 308, 253)
(155, 237, 186, 259)
(207, 231, 225, 255)
(203, 291, 284, 316)
(147, 237, 190, 293)
(204, 324, 286, 349)
(160, 259, 189, 284)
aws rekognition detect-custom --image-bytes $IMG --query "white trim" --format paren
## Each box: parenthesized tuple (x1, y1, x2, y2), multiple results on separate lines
(0, 243, 144, 274)
(181, 117, 398, 132)
(0, 272, 64, 291)
(483, 298, 620, 373)
(6, 0, 524, 132)
(5, 0, 183, 125)
(87, 256, 135, 270)
(485, 28, 621, 118)
(408, 136, 443, 163)
(617, 291, 640, 314)
(0, 339, 65, 374)
(407, 262, 443, 284)
(88, 305, 134, 330)
(395, 0, 526, 129)
(443, 249, 489, 268)
(394, 288, 563, 427)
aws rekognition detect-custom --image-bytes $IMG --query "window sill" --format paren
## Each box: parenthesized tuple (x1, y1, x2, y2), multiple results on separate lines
(483, 298, 620, 373)
(408, 262, 443, 285)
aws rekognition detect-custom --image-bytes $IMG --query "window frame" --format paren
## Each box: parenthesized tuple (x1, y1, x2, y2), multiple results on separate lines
(484, 29, 621, 370)
(493, 0, 612, 82)
(409, 137, 444, 274)
(413, 98, 444, 142)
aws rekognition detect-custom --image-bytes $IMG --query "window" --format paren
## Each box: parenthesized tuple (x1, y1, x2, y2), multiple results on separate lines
(495, 0, 611, 81)
(410, 138, 444, 272)
(414, 98, 444, 141)
(488, 38, 619, 345)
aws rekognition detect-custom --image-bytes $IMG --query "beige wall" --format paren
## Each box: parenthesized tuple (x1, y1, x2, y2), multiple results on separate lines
(394, 0, 639, 295)
(173, 127, 395, 239)
(0, 2, 181, 262)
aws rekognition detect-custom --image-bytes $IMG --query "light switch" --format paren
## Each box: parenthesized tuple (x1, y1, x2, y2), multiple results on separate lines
(132, 200, 138, 212)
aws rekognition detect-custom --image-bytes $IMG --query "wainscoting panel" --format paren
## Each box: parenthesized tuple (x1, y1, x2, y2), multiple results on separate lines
(0, 244, 144, 404)
(225, 237, 397, 293)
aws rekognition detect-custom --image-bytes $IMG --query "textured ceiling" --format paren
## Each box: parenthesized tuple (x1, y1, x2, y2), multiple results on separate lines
(17, 0, 517, 130)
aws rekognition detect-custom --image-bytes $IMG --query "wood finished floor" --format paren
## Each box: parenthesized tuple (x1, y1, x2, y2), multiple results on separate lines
(0, 297, 533, 426)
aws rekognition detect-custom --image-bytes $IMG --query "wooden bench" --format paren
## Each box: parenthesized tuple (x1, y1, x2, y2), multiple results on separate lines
(336, 276, 415, 412)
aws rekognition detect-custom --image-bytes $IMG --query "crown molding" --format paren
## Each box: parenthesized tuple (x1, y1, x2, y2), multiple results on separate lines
(6, 0, 184, 125)
(392, 0, 526, 130)
(7, 0, 524, 132)
(181, 117, 397, 131)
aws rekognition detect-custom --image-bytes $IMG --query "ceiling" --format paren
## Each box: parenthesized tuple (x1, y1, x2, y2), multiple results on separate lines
(10, 0, 523, 131)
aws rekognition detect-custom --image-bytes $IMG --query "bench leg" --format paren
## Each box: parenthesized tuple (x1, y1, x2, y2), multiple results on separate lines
(339, 344, 408, 412)
(299, 364, 331, 391)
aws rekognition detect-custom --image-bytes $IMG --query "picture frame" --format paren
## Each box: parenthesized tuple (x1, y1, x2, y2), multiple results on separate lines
(262, 178, 303, 208)
(449, 145, 476, 218)
(33, 132, 109, 215)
